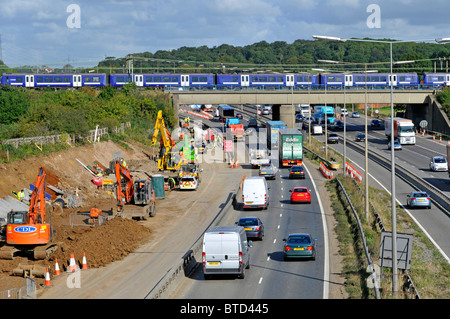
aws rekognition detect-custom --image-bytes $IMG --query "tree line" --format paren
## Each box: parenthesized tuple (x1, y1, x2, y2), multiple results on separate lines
(0, 84, 175, 142)
(97, 39, 450, 76)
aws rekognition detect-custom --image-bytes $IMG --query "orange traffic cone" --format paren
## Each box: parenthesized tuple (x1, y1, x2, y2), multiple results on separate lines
(229, 158, 234, 168)
(82, 252, 88, 270)
(234, 159, 239, 168)
(54, 258, 61, 276)
(68, 253, 77, 272)
(439, 136, 442, 143)
(45, 268, 52, 287)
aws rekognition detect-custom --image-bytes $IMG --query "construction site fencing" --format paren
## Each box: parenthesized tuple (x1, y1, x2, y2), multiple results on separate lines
(2, 122, 131, 149)
(0, 277, 36, 299)
(69, 212, 106, 227)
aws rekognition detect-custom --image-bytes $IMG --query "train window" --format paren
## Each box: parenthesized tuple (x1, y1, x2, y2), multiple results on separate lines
(260, 77, 268, 82)
(398, 76, 406, 82)
(232, 76, 239, 82)
(145, 77, 152, 82)
(85, 77, 91, 82)
(199, 77, 207, 82)
(252, 77, 259, 82)
(172, 76, 178, 82)
(380, 76, 387, 82)
(153, 77, 161, 82)
(371, 76, 379, 82)
(45, 77, 53, 83)
(64, 77, 70, 82)
(16, 77, 23, 82)
(92, 76, 100, 82)
(116, 76, 125, 82)
(277, 77, 283, 82)
(36, 77, 43, 83)
(192, 76, 199, 82)
(269, 77, 276, 82)
(305, 76, 312, 82)
(54, 77, 63, 82)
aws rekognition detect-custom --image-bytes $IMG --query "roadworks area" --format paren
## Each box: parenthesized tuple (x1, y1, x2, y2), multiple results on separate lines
(0, 140, 166, 292)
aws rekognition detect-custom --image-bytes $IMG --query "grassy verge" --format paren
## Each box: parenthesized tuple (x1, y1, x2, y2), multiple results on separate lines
(305, 136, 450, 299)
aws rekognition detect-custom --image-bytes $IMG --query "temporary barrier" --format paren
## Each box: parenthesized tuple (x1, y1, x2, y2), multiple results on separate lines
(345, 162, 363, 183)
(319, 162, 334, 179)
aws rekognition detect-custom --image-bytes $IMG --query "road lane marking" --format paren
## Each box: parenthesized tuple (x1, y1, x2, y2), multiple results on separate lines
(258, 277, 263, 284)
(303, 162, 329, 299)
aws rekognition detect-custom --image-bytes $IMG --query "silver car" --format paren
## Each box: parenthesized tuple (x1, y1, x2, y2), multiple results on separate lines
(429, 156, 448, 172)
(407, 191, 431, 209)
(388, 139, 402, 150)
(259, 162, 278, 180)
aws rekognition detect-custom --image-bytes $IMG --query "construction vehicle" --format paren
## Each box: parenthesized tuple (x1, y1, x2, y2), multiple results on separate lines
(151, 110, 184, 171)
(0, 167, 58, 260)
(114, 160, 156, 220)
(249, 149, 270, 168)
(88, 208, 102, 224)
(179, 163, 202, 182)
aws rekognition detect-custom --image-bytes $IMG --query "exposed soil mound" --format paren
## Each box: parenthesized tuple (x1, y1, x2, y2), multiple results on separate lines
(0, 140, 158, 292)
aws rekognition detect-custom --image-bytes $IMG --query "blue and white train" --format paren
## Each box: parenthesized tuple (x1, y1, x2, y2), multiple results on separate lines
(0, 73, 107, 88)
(1, 71, 448, 90)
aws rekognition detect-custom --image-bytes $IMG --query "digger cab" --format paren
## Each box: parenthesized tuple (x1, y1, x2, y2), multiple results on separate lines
(7, 211, 28, 225)
(133, 179, 153, 205)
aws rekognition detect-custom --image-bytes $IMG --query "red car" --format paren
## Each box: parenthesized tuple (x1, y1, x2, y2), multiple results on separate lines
(289, 187, 311, 204)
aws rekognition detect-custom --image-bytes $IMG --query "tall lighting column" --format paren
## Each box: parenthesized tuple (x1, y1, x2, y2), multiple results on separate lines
(313, 35, 450, 296)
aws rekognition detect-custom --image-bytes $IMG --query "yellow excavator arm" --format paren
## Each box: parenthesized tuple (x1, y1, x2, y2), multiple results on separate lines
(151, 110, 181, 170)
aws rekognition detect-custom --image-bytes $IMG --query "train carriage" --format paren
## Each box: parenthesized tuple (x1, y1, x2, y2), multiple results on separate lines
(294, 74, 319, 88)
(1, 73, 107, 88)
(423, 72, 450, 87)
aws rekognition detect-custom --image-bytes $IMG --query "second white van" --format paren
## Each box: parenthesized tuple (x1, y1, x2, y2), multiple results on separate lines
(202, 226, 252, 279)
(242, 176, 269, 210)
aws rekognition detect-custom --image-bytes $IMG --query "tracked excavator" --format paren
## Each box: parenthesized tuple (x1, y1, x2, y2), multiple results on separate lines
(114, 160, 156, 219)
(151, 110, 184, 171)
(0, 167, 59, 260)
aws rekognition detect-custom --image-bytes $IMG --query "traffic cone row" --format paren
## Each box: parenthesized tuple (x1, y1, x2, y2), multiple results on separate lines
(45, 253, 89, 288)
(67, 252, 88, 272)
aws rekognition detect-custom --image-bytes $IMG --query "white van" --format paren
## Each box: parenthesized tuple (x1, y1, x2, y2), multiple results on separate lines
(242, 176, 269, 210)
(202, 226, 252, 279)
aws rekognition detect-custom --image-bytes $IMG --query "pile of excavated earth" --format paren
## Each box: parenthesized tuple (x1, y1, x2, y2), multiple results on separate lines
(0, 140, 160, 292)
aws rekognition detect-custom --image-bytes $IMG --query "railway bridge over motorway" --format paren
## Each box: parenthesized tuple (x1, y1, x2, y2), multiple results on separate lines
(170, 89, 450, 134)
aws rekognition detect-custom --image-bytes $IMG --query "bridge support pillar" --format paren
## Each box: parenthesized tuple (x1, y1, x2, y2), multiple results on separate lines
(279, 104, 295, 128)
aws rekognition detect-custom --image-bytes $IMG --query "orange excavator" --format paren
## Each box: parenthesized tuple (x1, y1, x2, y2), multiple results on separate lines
(0, 166, 58, 260)
(114, 160, 156, 220)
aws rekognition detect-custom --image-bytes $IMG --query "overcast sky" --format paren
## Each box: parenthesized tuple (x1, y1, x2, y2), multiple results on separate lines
(0, 0, 449, 67)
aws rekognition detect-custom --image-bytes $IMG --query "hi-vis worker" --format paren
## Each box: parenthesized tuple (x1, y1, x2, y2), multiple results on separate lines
(120, 158, 127, 168)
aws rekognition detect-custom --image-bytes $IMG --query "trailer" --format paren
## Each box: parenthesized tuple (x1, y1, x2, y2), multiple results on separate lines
(278, 128, 303, 168)
(266, 121, 287, 149)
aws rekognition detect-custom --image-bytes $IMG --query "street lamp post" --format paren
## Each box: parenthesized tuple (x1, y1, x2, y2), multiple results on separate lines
(313, 34, 450, 296)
